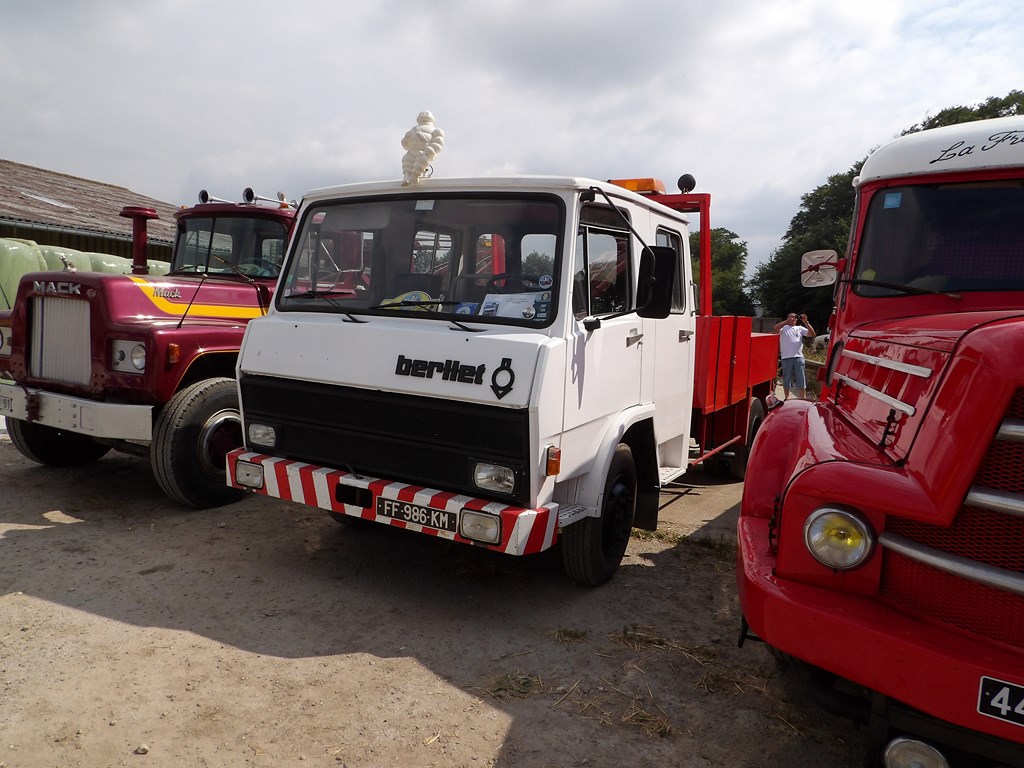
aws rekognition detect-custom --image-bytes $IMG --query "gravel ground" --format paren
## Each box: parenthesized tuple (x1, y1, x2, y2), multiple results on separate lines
(0, 434, 868, 767)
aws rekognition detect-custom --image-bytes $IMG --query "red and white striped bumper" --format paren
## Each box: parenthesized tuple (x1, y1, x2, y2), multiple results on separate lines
(227, 449, 560, 556)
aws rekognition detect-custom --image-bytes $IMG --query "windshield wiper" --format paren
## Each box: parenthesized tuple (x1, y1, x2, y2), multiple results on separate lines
(371, 298, 485, 330)
(845, 278, 961, 299)
(285, 289, 358, 299)
(374, 299, 461, 310)
(168, 259, 254, 283)
(281, 289, 368, 321)
(448, 318, 485, 332)
(167, 264, 206, 275)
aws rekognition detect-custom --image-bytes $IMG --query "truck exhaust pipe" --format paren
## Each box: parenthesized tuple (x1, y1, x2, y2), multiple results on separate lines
(119, 206, 159, 275)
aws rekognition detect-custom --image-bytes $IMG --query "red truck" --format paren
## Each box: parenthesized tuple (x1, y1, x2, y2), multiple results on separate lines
(0, 189, 296, 507)
(737, 115, 1024, 766)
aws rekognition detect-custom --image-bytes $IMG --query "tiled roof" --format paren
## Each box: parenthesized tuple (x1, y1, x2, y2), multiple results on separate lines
(0, 158, 179, 245)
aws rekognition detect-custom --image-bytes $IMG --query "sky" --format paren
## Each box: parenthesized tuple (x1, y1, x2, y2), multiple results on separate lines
(2, 0, 1022, 276)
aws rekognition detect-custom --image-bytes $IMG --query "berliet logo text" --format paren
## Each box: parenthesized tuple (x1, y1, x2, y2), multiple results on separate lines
(396, 354, 485, 384)
(33, 280, 81, 295)
(395, 354, 516, 399)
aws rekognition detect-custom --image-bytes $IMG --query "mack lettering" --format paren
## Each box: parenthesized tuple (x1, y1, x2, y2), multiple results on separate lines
(33, 280, 81, 296)
(395, 354, 485, 385)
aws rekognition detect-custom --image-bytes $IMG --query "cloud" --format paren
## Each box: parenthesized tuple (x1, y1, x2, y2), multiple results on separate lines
(2, 0, 1021, 275)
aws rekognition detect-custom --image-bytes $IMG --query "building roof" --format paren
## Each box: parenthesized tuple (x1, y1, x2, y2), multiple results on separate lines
(0, 158, 180, 245)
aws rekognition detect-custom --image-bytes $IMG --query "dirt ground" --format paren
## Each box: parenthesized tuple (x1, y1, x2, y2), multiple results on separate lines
(0, 432, 869, 768)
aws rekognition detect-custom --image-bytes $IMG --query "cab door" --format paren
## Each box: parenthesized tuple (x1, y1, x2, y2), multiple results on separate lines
(562, 214, 643, 461)
(649, 226, 695, 467)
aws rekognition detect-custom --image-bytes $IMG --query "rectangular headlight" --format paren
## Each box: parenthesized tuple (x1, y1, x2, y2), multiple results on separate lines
(234, 460, 265, 489)
(460, 509, 501, 544)
(247, 423, 277, 448)
(474, 462, 515, 494)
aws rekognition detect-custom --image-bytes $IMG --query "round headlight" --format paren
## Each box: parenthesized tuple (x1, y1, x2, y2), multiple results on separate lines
(883, 737, 949, 768)
(130, 344, 147, 371)
(804, 507, 874, 570)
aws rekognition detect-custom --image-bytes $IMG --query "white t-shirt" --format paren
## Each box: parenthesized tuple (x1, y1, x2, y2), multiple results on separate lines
(779, 325, 808, 359)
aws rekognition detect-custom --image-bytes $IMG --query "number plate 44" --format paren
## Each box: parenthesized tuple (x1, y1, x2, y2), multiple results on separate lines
(979, 676, 1024, 728)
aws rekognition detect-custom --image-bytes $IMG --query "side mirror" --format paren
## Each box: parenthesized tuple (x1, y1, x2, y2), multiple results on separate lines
(801, 249, 839, 288)
(636, 245, 675, 319)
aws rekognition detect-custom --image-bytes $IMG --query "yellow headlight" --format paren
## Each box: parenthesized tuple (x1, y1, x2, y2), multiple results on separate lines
(803, 507, 875, 569)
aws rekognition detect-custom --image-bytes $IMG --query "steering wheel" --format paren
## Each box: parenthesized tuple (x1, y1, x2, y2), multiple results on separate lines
(486, 273, 542, 293)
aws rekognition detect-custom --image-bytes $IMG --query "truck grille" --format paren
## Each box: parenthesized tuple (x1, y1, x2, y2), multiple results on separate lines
(880, 388, 1024, 649)
(29, 296, 92, 385)
(239, 374, 532, 505)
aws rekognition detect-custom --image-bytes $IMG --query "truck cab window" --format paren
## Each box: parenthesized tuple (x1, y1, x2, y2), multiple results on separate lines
(396, 229, 452, 295)
(856, 181, 1024, 295)
(173, 216, 289, 278)
(578, 229, 630, 316)
(656, 228, 685, 312)
(278, 196, 562, 326)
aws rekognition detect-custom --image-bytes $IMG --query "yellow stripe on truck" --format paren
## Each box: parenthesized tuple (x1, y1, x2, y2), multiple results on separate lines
(129, 277, 263, 319)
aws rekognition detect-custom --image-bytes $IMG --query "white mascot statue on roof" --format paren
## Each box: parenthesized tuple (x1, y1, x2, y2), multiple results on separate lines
(401, 111, 445, 186)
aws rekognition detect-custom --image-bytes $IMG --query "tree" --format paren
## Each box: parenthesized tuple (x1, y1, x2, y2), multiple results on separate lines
(902, 90, 1023, 134)
(689, 227, 755, 316)
(748, 89, 1023, 330)
(523, 250, 554, 276)
(748, 164, 860, 327)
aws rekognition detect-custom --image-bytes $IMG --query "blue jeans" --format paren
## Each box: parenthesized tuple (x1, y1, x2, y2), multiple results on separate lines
(781, 357, 806, 392)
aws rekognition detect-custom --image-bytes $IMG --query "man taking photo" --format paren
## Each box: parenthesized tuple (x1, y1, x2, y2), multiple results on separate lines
(773, 312, 816, 399)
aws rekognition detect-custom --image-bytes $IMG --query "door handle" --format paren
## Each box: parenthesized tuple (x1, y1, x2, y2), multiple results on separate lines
(679, 330, 693, 342)
(626, 331, 644, 348)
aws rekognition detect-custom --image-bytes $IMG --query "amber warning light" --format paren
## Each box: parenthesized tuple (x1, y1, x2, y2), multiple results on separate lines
(608, 178, 667, 194)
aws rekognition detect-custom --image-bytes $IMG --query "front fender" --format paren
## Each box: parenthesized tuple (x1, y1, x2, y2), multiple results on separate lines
(569, 403, 656, 514)
(742, 400, 816, 520)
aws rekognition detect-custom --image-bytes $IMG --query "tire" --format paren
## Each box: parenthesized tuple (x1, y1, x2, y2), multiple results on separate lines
(728, 397, 766, 480)
(6, 417, 111, 466)
(561, 443, 637, 586)
(150, 377, 245, 508)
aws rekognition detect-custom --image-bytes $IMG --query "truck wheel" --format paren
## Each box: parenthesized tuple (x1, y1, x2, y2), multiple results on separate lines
(6, 417, 111, 466)
(151, 377, 245, 508)
(728, 397, 766, 480)
(561, 443, 636, 586)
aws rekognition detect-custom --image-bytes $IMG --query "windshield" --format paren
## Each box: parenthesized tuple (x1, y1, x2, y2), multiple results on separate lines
(170, 215, 289, 278)
(277, 194, 563, 326)
(855, 179, 1024, 296)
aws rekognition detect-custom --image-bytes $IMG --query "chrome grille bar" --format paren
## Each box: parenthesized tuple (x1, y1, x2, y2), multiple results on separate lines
(998, 420, 1024, 443)
(964, 487, 1024, 519)
(963, 414, 1024, 517)
(29, 296, 92, 385)
(881, 532, 1024, 597)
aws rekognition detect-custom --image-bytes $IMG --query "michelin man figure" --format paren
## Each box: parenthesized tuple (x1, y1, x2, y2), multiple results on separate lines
(401, 111, 445, 186)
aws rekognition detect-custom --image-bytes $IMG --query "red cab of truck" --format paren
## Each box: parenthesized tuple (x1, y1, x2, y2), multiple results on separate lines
(0, 189, 295, 508)
(737, 116, 1024, 766)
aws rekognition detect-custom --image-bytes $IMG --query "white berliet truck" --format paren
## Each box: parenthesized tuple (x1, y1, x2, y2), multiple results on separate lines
(227, 172, 776, 584)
